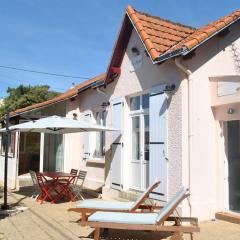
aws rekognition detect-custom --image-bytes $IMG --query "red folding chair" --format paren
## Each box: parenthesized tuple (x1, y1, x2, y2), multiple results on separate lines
(56, 169, 78, 202)
(59, 169, 78, 184)
(36, 172, 57, 204)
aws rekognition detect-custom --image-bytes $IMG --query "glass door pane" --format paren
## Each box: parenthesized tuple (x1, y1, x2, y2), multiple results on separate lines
(143, 114, 149, 189)
(144, 115, 149, 161)
(132, 116, 140, 161)
(131, 115, 141, 189)
(227, 121, 240, 211)
(43, 134, 64, 172)
(55, 135, 64, 172)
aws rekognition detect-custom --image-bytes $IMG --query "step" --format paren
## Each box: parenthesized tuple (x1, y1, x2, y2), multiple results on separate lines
(102, 186, 150, 202)
(215, 211, 240, 224)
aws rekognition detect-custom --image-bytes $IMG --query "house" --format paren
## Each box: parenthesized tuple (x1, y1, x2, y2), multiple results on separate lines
(0, 73, 105, 189)
(1, 5, 240, 221)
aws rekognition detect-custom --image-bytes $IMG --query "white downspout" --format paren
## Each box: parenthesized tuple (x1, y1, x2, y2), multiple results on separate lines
(175, 58, 193, 215)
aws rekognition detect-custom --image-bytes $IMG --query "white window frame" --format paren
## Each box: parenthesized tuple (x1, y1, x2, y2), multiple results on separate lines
(85, 109, 106, 161)
(0, 132, 15, 157)
(129, 95, 149, 163)
(128, 93, 150, 191)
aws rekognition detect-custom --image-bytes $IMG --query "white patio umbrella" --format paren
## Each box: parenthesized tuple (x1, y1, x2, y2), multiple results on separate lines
(0, 115, 118, 210)
(0, 115, 118, 134)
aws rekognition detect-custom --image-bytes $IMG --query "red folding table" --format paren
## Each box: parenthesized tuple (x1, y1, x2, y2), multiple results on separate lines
(40, 171, 77, 204)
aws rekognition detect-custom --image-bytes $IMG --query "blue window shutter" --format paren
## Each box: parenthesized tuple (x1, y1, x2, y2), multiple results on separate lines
(149, 85, 168, 201)
(111, 97, 123, 190)
(83, 112, 91, 158)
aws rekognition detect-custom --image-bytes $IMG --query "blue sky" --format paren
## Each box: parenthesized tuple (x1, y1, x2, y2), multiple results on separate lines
(0, 0, 239, 97)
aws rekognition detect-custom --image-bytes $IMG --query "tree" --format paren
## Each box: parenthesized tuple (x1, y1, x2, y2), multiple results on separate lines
(0, 85, 59, 118)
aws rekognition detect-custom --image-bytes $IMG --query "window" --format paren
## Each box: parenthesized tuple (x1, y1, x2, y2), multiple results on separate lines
(130, 94, 149, 111)
(129, 94, 150, 162)
(1, 132, 15, 157)
(130, 95, 140, 111)
(142, 94, 150, 109)
(94, 110, 106, 158)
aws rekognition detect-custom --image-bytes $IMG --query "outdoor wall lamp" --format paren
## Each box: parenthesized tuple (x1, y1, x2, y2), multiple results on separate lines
(164, 84, 176, 93)
(227, 108, 235, 114)
(131, 47, 140, 56)
(101, 102, 110, 108)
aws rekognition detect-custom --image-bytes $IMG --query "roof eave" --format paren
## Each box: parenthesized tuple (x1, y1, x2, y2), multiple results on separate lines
(126, 10, 156, 63)
(181, 16, 240, 57)
(154, 47, 189, 63)
(77, 80, 105, 94)
(10, 94, 77, 118)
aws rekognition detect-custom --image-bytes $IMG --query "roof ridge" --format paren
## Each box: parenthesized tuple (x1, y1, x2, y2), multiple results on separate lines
(162, 8, 240, 59)
(134, 8, 196, 31)
(196, 8, 240, 30)
(182, 9, 240, 48)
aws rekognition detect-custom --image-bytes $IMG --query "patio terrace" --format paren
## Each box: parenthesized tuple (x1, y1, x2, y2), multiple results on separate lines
(0, 186, 239, 240)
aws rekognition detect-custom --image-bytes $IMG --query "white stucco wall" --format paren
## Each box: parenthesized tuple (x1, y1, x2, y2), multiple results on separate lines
(180, 21, 240, 220)
(65, 93, 108, 189)
(111, 30, 183, 199)
(64, 20, 240, 220)
(65, 29, 183, 198)
(0, 132, 19, 189)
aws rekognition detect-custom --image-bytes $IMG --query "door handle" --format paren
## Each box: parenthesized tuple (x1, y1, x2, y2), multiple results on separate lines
(163, 149, 168, 161)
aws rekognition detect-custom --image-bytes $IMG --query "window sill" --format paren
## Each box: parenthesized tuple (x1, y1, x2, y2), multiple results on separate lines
(86, 157, 105, 165)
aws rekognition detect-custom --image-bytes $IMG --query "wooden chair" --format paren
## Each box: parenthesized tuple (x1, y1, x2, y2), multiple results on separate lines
(59, 168, 78, 184)
(29, 170, 41, 199)
(70, 170, 87, 201)
(87, 187, 200, 240)
(68, 180, 161, 225)
(35, 172, 57, 204)
(70, 168, 78, 180)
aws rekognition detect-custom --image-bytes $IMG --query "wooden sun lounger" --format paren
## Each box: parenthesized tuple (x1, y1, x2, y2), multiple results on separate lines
(87, 187, 200, 240)
(68, 180, 160, 225)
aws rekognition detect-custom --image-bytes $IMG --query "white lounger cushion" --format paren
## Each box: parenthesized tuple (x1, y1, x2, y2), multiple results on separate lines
(76, 200, 134, 211)
(88, 187, 188, 225)
(75, 181, 160, 212)
(88, 212, 158, 225)
(156, 187, 187, 223)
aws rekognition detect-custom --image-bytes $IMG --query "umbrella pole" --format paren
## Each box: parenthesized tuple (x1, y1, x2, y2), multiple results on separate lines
(1, 112, 10, 210)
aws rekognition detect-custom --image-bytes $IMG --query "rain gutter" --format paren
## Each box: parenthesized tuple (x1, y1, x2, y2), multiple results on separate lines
(155, 17, 240, 64)
(77, 80, 105, 94)
(10, 94, 77, 119)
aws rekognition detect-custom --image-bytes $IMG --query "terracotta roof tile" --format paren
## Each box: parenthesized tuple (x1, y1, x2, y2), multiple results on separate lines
(11, 73, 106, 117)
(168, 9, 240, 54)
(127, 6, 240, 61)
(127, 6, 195, 60)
